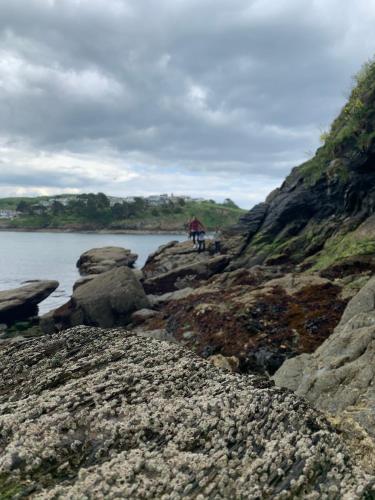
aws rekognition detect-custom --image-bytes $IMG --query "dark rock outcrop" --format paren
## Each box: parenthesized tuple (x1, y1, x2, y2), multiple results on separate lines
(0, 326, 373, 498)
(40, 268, 149, 333)
(225, 62, 375, 272)
(0, 280, 59, 325)
(76, 246, 138, 276)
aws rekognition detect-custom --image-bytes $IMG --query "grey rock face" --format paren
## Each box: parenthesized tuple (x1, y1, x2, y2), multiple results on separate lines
(0, 280, 59, 325)
(76, 246, 138, 276)
(143, 240, 212, 278)
(274, 275, 375, 437)
(40, 268, 149, 332)
(143, 255, 230, 294)
(0, 326, 373, 498)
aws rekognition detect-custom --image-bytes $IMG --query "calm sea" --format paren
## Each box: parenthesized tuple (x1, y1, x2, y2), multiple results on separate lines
(0, 231, 185, 314)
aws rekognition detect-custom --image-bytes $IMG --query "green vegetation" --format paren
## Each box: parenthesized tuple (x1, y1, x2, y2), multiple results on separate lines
(313, 232, 375, 270)
(299, 58, 375, 185)
(0, 474, 25, 499)
(0, 193, 245, 231)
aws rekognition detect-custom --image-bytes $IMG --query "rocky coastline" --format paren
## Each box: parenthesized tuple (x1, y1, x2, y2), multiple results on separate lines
(2, 235, 375, 497)
(3, 64, 375, 498)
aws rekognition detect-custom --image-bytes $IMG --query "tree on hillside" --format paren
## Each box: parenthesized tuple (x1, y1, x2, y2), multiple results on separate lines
(133, 197, 146, 213)
(16, 200, 32, 213)
(51, 200, 65, 216)
(223, 198, 239, 208)
(97, 192, 110, 209)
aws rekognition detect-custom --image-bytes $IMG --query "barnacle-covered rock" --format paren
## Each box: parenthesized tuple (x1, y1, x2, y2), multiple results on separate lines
(0, 327, 373, 498)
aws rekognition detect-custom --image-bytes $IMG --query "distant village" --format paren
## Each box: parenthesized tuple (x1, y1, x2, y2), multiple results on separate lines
(0, 193, 207, 219)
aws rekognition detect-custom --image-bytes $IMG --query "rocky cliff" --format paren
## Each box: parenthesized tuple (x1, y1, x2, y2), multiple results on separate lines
(228, 60, 375, 274)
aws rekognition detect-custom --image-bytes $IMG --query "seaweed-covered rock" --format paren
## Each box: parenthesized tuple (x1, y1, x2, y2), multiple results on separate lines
(142, 271, 347, 375)
(0, 326, 373, 498)
(274, 275, 375, 438)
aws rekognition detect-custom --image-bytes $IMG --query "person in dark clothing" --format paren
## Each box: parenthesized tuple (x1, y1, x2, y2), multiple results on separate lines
(189, 216, 204, 245)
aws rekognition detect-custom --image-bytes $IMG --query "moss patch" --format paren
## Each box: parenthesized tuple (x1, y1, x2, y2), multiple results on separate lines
(0, 474, 28, 499)
(313, 233, 375, 270)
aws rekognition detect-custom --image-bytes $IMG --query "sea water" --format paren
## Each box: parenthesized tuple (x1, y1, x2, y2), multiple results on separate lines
(0, 231, 186, 314)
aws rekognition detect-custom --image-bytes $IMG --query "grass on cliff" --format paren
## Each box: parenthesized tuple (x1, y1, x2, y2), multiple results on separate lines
(299, 58, 375, 186)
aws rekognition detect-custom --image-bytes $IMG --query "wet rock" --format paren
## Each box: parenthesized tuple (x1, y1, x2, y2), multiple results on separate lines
(77, 246, 138, 276)
(0, 326, 373, 498)
(0, 280, 59, 325)
(274, 275, 375, 438)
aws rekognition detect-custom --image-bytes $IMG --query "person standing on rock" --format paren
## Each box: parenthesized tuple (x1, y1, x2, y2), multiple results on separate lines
(189, 216, 204, 246)
(197, 230, 206, 253)
(213, 227, 222, 254)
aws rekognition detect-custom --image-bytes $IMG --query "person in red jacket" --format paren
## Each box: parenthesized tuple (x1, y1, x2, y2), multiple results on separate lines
(189, 216, 204, 245)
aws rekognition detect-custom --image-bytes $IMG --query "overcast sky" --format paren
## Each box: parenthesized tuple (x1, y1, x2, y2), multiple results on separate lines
(1, 0, 375, 208)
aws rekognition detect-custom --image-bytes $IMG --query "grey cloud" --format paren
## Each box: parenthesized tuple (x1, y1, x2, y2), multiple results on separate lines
(0, 0, 375, 203)
(0, 166, 98, 189)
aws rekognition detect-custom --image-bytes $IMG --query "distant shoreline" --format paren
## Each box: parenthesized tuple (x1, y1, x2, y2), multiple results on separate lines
(0, 227, 187, 235)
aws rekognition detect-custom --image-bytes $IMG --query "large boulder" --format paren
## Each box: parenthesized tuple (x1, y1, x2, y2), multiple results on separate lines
(143, 255, 230, 294)
(274, 275, 375, 438)
(0, 326, 373, 498)
(0, 280, 59, 325)
(77, 246, 138, 276)
(143, 240, 208, 277)
(40, 267, 149, 332)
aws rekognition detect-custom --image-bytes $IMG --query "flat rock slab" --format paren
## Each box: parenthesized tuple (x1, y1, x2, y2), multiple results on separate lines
(0, 326, 373, 498)
(77, 246, 138, 276)
(0, 280, 59, 324)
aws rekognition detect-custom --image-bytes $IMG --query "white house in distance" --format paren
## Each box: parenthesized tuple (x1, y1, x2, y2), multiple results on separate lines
(0, 209, 18, 219)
